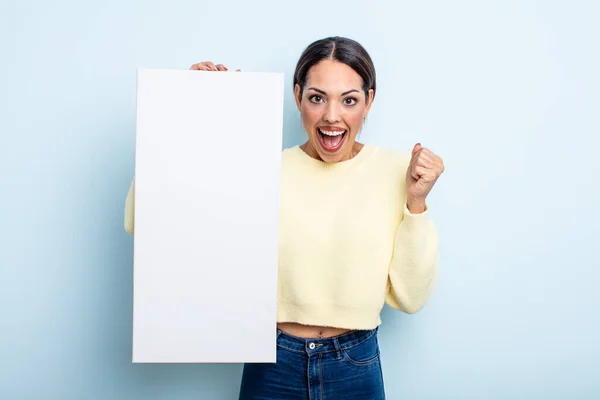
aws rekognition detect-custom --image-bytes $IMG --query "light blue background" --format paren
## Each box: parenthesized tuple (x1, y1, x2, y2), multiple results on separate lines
(1, 0, 599, 399)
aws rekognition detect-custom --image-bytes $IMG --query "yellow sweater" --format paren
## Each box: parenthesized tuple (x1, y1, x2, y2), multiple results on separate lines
(124, 144, 439, 330)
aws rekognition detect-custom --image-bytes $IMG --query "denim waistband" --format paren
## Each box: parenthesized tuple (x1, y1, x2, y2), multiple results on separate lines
(276, 328, 378, 355)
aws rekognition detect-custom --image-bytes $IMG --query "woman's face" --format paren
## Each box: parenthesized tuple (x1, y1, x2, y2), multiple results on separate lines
(295, 59, 374, 163)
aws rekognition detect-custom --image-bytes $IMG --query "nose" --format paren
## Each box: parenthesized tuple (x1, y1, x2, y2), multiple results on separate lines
(324, 102, 341, 123)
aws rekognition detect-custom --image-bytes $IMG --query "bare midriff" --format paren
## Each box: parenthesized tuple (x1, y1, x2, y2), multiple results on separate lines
(277, 322, 351, 339)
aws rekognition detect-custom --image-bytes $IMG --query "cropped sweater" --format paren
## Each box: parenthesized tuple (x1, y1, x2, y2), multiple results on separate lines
(124, 144, 439, 329)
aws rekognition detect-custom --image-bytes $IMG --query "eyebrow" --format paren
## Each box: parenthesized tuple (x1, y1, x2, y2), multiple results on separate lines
(307, 87, 360, 96)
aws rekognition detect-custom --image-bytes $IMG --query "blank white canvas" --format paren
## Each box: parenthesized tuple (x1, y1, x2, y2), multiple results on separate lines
(132, 69, 284, 363)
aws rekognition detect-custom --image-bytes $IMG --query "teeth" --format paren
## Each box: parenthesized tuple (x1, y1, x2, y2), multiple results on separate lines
(318, 128, 346, 136)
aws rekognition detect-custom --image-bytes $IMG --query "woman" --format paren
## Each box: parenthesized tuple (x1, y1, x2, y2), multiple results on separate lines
(124, 36, 444, 399)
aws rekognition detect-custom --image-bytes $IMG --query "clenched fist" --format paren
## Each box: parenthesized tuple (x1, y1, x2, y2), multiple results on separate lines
(406, 143, 444, 213)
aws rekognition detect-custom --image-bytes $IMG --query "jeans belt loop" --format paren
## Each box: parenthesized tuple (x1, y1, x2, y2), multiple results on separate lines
(333, 337, 342, 360)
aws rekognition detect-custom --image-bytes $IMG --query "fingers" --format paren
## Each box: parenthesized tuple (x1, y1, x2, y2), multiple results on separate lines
(410, 165, 421, 180)
(409, 164, 436, 184)
(189, 63, 205, 70)
(410, 144, 430, 169)
(414, 165, 428, 180)
(416, 155, 434, 168)
(412, 143, 422, 156)
(421, 148, 444, 172)
(190, 62, 214, 71)
(411, 144, 444, 169)
(408, 164, 428, 181)
(411, 144, 435, 167)
(408, 143, 445, 185)
(189, 62, 234, 71)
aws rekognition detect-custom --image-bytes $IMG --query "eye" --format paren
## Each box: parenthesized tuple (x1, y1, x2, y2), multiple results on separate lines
(344, 97, 358, 106)
(309, 95, 324, 103)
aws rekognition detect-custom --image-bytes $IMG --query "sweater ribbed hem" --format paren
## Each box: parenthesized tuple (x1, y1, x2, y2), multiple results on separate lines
(277, 302, 382, 330)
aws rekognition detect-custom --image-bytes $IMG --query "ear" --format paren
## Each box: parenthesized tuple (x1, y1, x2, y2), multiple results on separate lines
(364, 88, 374, 118)
(294, 84, 302, 111)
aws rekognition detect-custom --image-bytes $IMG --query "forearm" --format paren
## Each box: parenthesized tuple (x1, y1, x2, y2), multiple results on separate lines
(386, 203, 439, 313)
(124, 178, 135, 235)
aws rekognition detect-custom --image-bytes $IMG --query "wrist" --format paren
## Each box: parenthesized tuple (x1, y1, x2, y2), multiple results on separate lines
(407, 197, 427, 214)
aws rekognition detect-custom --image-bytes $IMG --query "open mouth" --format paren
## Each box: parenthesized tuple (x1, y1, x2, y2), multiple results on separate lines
(317, 127, 347, 152)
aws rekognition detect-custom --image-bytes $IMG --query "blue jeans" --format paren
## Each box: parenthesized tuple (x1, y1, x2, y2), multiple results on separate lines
(238, 328, 385, 399)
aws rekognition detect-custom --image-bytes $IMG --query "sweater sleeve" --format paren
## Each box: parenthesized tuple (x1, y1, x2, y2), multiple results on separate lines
(124, 177, 135, 236)
(385, 203, 439, 314)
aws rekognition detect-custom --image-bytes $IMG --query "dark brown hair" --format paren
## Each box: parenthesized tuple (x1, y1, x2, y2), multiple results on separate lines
(293, 36, 376, 102)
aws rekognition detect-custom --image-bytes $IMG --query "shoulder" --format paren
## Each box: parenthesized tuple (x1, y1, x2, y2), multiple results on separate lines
(281, 145, 300, 159)
(280, 146, 303, 170)
(366, 145, 411, 172)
